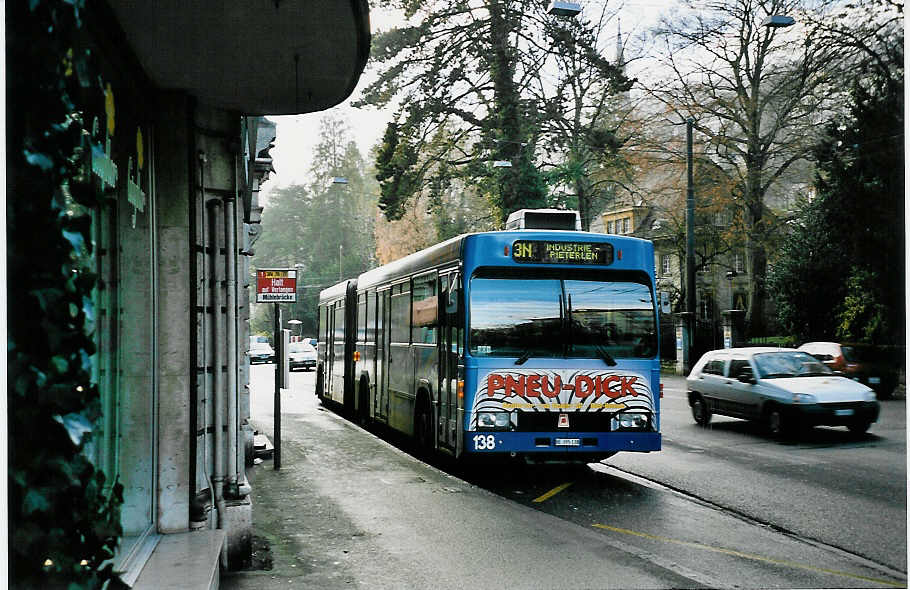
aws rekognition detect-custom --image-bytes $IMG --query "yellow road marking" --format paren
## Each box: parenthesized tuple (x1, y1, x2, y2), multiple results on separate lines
(593, 524, 905, 588)
(532, 482, 573, 503)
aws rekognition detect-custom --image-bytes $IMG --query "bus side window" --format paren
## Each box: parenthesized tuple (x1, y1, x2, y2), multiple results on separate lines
(412, 273, 437, 345)
(366, 290, 376, 343)
(390, 284, 410, 344)
(453, 272, 463, 356)
(357, 293, 366, 342)
(446, 271, 459, 314)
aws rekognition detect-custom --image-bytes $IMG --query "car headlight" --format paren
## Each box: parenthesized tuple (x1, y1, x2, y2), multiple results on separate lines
(611, 412, 651, 431)
(792, 393, 817, 404)
(477, 411, 510, 429)
(864, 391, 877, 402)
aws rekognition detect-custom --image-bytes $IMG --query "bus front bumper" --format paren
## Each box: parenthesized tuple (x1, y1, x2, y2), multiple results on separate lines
(464, 431, 661, 455)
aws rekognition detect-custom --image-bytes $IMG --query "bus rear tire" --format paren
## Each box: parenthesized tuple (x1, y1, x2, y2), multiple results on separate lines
(358, 376, 371, 425)
(414, 394, 433, 455)
(315, 365, 325, 400)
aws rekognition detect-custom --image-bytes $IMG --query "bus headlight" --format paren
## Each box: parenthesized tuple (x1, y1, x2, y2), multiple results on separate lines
(477, 412, 510, 429)
(611, 412, 650, 431)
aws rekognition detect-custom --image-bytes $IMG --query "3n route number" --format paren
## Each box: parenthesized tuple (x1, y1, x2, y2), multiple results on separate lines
(473, 434, 496, 450)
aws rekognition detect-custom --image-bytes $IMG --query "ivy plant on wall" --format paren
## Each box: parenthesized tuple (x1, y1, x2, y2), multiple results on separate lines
(8, 1, 124, 588)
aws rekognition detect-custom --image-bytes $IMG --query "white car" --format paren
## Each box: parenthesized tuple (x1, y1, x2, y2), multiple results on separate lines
(247, 341, 275, 364)
(686, 347, 879, 436)
(288, 341, 317, 371)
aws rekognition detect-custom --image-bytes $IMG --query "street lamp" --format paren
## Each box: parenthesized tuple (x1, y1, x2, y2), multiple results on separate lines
(287, 319, 302, 337)
(761, 15, 795, 28)
(547, 1, 582, 17)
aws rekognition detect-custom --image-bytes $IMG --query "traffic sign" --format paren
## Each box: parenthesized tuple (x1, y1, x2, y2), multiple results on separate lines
(256, 268, 297, 303)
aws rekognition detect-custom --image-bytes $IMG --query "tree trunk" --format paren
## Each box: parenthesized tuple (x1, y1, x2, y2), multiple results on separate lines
(576, 178, 590, 231)
(743, 176, 766, 337)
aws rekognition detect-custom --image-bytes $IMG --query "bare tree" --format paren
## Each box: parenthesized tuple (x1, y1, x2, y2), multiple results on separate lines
(644, 0, 848, 335)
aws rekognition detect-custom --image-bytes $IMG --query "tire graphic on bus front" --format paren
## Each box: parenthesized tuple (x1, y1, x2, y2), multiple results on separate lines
(469, 368, 653, 430)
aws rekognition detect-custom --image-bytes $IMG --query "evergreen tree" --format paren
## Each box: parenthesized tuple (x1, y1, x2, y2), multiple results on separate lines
(360, 0, 628, 226)
(252, 116, 377, 335)
(770, 22, 903, 343)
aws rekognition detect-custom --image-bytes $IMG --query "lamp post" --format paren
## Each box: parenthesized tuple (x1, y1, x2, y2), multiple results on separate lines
(287, 319, 302, 338)
(725, 270, 738, 309)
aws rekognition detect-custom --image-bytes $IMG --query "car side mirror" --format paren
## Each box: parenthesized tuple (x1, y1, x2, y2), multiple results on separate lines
(737, 368, 756, 384)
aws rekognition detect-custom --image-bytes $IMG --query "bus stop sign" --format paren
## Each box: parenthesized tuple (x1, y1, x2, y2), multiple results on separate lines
(256, 268, 298, 303)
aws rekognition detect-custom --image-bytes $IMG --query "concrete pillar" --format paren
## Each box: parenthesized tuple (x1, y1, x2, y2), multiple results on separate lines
(154, 91, 193, 533)
(674, 312, 695, 375)
(722, 310, 746, 349)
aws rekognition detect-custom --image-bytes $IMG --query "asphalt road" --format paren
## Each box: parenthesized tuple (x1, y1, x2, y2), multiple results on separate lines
(611, 374, 907, 572)
(238, 365, 907, 589)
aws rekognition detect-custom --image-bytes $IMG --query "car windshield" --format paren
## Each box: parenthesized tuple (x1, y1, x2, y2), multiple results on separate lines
(753, 351, 833, 378)
(251, 342, 272, 350)
(469, 268, 657, 359)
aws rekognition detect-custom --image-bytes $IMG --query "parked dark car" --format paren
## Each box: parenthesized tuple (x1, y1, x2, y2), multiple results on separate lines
(687, 347, 879, 437)
(798, 342, 900, 398)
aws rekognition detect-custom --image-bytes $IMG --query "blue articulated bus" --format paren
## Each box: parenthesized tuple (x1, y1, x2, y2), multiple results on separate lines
(316, 228, 661, 462)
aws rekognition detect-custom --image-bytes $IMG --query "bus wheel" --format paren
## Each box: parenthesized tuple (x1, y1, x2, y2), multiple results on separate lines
(358, 376, 371, 425)
(315, 366, 324, 400)
(414, 395, 433, 454)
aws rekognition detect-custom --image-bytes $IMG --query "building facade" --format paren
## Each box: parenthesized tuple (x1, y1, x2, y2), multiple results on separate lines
(10, 1, 370, 587)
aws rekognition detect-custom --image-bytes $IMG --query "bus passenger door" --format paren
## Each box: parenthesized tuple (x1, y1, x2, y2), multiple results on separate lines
(326, 303, 335, 400)
(438, 272, 459, 451)
(376, 288, 391, 421)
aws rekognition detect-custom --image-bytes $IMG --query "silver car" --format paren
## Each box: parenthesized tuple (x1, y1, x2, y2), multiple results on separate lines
(288, 341, 317, 371)
(686, 347, 879, 436)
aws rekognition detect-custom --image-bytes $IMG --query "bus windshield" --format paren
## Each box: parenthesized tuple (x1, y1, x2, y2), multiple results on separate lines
(469, 269, 657, 359)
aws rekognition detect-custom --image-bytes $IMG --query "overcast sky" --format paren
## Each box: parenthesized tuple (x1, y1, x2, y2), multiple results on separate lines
(260, 1, 670, 202)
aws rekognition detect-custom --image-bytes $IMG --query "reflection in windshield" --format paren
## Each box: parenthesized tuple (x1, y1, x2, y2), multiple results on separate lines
(753, 351, 832, 378)
(469, 272, 656, 359)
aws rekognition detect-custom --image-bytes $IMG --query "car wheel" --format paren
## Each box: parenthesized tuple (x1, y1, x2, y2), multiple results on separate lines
(691, 394, 712, 426)
(767, 406, 791, 438)
(848, 420, 872, 435)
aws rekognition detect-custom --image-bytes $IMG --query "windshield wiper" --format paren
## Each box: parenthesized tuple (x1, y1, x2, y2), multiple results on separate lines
(762, 373, 795, 378)
(515, 349, 533, 365)
(594, 343, 617, 367)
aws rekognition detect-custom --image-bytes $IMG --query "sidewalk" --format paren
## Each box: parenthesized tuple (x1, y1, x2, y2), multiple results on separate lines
(219, 387, 693, 590)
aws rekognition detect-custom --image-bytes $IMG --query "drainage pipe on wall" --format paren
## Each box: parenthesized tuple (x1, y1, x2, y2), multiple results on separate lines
(198, 151, 216, 531)
(207, 199, 227, 557)
(223, 196, 239, 496)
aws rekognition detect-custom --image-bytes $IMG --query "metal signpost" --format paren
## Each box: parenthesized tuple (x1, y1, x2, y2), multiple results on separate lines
(256, 268, 298, 470)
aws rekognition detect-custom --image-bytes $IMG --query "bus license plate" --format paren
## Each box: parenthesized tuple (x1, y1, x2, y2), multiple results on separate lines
(555, 438, 581, 447)
(835, 409, 854, 416)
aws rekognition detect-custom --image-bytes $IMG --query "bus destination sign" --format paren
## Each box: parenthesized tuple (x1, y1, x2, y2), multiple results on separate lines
(511, 240, 613, 265)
